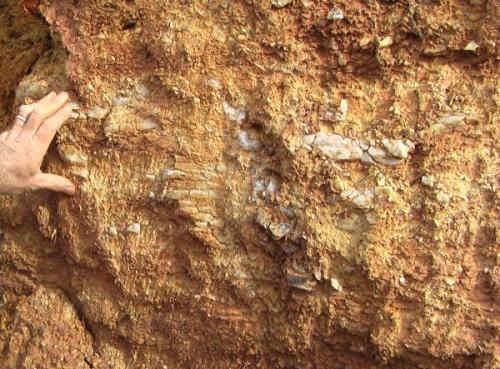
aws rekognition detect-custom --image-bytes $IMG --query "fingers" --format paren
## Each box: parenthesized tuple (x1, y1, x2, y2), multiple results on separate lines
(7, 106, 30, 141)
(31, 172, 76, 195)
(6, 92, 56, 140)
(23, 92, 69, 136)
(35, 103, 73, 148)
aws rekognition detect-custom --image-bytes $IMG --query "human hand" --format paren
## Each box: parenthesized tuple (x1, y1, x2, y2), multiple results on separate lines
(0, 91, 75, 196)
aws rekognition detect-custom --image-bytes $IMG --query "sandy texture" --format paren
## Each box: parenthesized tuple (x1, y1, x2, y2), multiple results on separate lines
(0, 0, 499, 368)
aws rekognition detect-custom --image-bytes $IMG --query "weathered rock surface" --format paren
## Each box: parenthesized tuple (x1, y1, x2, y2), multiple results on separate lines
(0, 0, 499, 369)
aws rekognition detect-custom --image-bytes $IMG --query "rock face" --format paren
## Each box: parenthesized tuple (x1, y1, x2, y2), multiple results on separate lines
(0, 1, 499, 369)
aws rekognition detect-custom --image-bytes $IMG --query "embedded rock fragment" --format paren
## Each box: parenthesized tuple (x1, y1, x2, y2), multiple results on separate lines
(57, 144, 88, 166)
(421, 175, 435, 187)
(420, 114, 480, 137)
(341, 188, 375, 210)
(330, 278, 343, 292)
(238, 131, 261, 151)
(135, 83, 151, 99)
(336, 99, 348, 121)
(327, 8, 345, 21)
(87, 106, 110, 120)
(287, 273, 316, 292)
(464, 41, 479, 52)
(379, 36, 393, 48)
(269, 222, 291, 240)
(223, 101, 246, 123)
(138, 117, 161, 131)
(103, 107, 161, 135)
(126, 223, 141, 234)
(436, 191, 451, 205)
(272, 0, 293, 8)
(313, 132, 363, 161)
(381, 139, 414, 159)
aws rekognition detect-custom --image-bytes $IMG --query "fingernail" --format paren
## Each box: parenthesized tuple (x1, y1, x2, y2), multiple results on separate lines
(66, 185, 76, 194)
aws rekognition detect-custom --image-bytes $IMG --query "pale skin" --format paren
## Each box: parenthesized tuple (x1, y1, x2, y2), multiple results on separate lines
(0, 91, 75, 196)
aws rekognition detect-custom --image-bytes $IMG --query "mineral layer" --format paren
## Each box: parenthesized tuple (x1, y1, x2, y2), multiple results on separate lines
(0, 1, 498, 368)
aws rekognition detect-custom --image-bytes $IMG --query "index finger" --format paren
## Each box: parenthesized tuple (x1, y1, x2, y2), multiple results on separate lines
(6, 92, 56, 141)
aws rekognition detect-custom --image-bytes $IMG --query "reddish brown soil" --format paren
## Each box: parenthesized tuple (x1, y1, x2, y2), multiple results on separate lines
(0, 0, 498, 368)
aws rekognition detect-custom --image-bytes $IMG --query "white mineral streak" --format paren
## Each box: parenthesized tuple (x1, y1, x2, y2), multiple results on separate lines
(304, 132, 414, 166)
(138, 118, 161, 130)
(266, 178, 279, 193)
(253, 177, 279, 194)
(421, 114, 467, 136)
(313, 132, 363, 161)
(223, 101, 246, 123)
(367, 146, 402, 166)
(336, 99, 348, 121)
(341, 188, 375, 209)
(436, 115, 466, 126)
(161, 168, 186, 180)
(112, 96, 130, 106)
(238, 131, 261, 150)
(381, 139, 414, 159)
(252, 178, 266, 192)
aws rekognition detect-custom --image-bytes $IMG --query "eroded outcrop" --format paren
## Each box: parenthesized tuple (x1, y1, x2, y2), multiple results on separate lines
(0, 0, 498, 368)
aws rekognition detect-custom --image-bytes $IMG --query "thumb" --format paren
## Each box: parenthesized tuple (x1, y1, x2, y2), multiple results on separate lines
(32, 173, 76, 195)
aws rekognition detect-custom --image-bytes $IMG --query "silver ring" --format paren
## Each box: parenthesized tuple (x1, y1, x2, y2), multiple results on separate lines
(15, 114, 28, 125)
